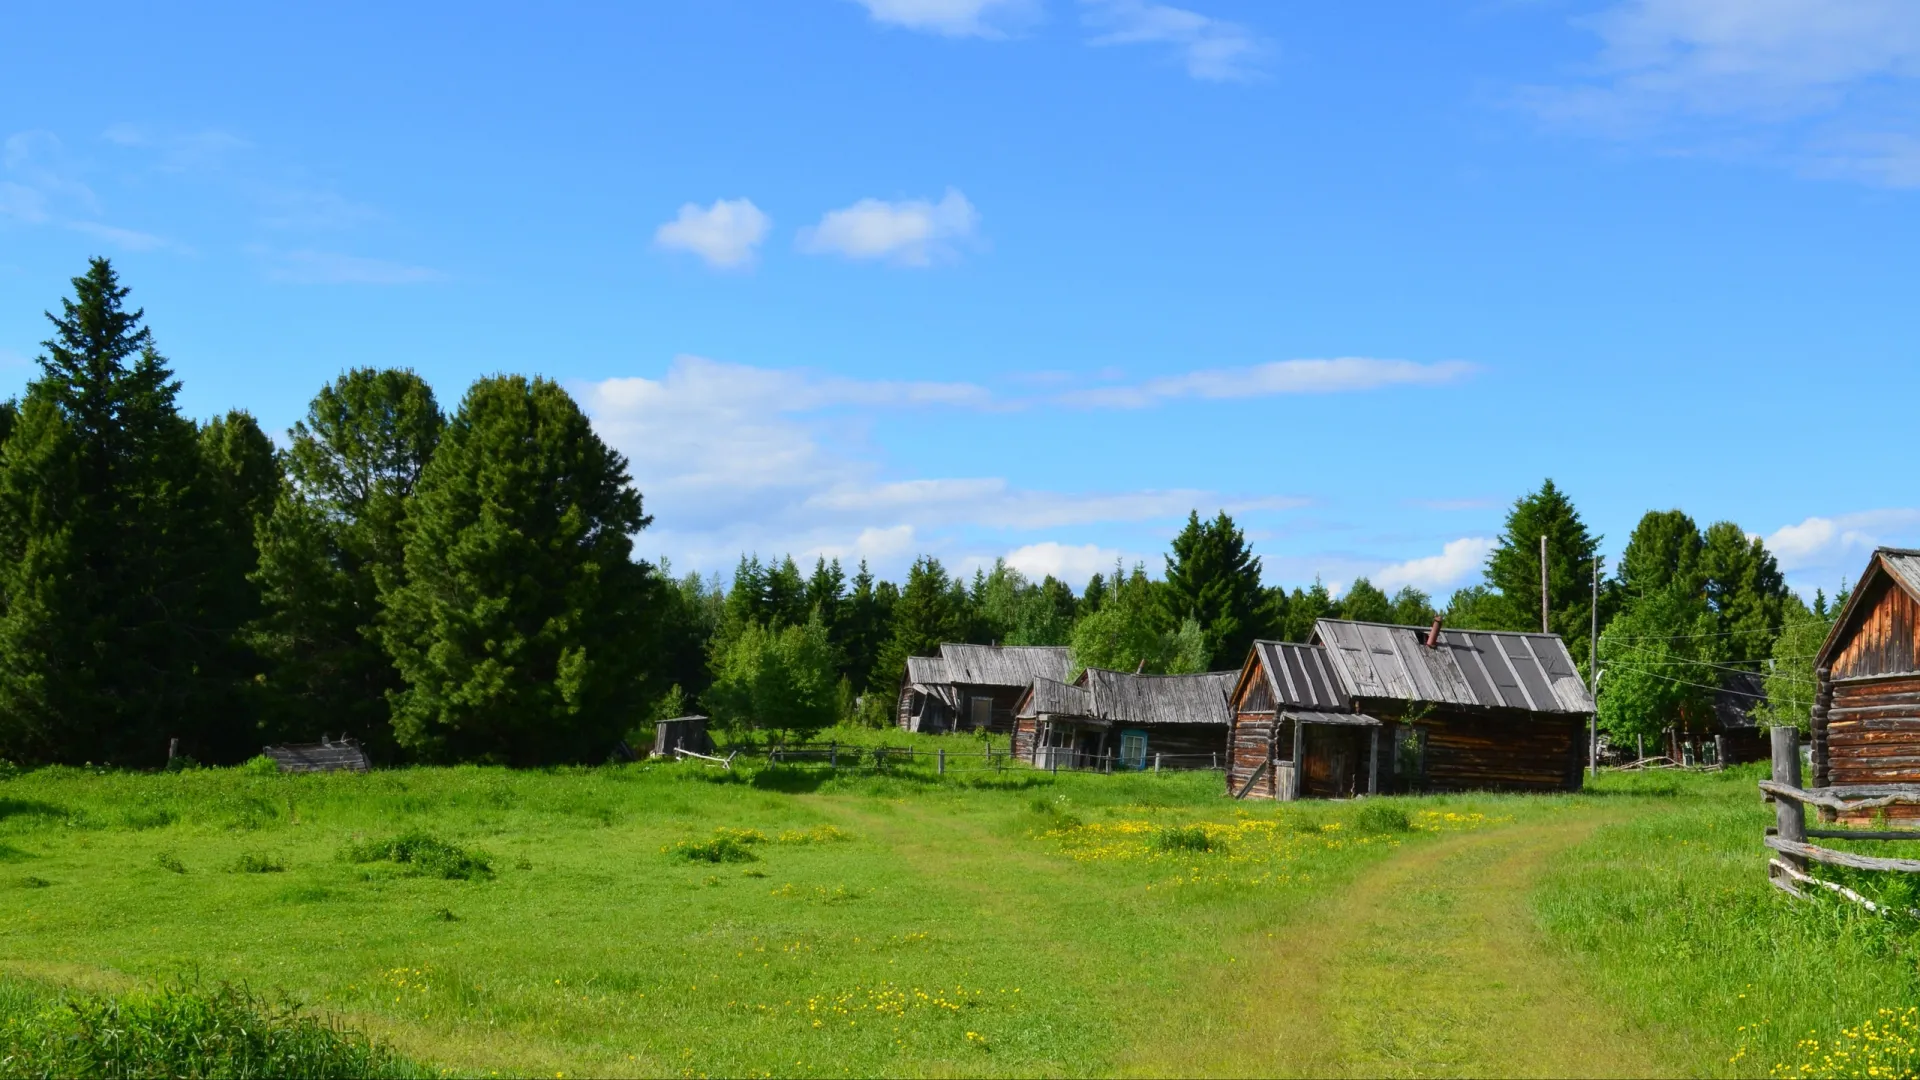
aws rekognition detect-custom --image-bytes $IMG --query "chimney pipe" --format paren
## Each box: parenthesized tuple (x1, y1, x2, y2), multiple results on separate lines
(1426, 616, 1444, 649)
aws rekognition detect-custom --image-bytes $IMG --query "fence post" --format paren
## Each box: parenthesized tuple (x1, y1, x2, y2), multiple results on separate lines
(829, 741, 837, 767)
(1772, 726, 1806, 872)
(1714, 735, 1727, 770)
(1154, 752, 1161, 775)
(937, 748, 945, 777)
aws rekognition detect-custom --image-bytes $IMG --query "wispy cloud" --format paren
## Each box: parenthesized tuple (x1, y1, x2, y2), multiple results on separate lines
(1406, 497, 1498, 512)
(797, 189, 980, 266)
(654, 197, 772, 269)
(0, 131, 174, 251)
(1522, 0, 1920, 186)
(1003, 541, 1134, 583)
(584, 355, 1303, 577)
(849, 0, 1037, 37)
(261, 249, 444, 285)
(1082, 0, 1268, 82)
(1061, 357, 1477, 408)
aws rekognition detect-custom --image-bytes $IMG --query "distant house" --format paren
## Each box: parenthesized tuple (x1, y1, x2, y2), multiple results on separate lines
(1812, 548, 1920, 819)
(1227, 618, 1594, 799)
(896, 644, 1071, 734)
(1013, 668, 1237, 770)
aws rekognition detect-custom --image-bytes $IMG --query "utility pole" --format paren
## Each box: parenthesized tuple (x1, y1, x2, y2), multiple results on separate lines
(1590, 555, 1600, 777)
(1539, 535, 1550, 633)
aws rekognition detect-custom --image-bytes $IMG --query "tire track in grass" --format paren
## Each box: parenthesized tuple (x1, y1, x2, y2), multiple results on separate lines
(1129, 813, 1670, 1078)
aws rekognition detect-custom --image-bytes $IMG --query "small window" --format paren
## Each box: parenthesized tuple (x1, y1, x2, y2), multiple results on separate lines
(1394, 727, 1427, 778)
(1119, 730, 1148, 769)
(970, 696, 993, 730)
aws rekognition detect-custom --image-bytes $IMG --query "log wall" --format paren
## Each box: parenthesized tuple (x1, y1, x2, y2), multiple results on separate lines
(1825, 675, 1920, 820)
(1226, 714, 1287, 798)
(1412, 709, 1584, 793)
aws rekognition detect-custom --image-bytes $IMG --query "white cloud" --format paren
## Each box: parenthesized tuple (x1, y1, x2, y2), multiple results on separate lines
(654, 197, 772, 269)
(1062, 358, 1477, 408)
(851, 0, 1035, 37)
(1406, 497, 1498, 512)
(582, 355, 1303, 577)
(797, 189, 979, 266)
(263, 250, 444, 285)
(67, 220, 170, 251)
(1373, 537, 1498, 593)
(1004, 541, 1130, 583)
(1526, 0, 1920, 185)
(1083, 0, 1267, 82)
(1765, 509, 1920, 573)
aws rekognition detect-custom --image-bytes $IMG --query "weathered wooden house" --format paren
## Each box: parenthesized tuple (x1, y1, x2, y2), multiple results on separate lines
(1227, 618, 1594, 799)
(1811, 548, 1920, 818)
(1013, 668, 1236, 769)
(896, 644, 1071, 734)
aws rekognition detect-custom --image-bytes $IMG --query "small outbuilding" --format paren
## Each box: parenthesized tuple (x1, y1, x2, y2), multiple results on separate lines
(1811, 548, 1920, 818)
(262, 736, 372, 774)
(1227, 618, 1594, 799)
(1014, 668, 1236, 770)
(896, 644, 1071, 734)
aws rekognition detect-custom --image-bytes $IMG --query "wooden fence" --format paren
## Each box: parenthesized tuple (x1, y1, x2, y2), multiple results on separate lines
(690, 741, 1226, 777)
(1760, 726, 1920, 914)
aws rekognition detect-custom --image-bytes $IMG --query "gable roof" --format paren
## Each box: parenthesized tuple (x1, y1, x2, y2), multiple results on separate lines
(1016, 676, 1094, 719)
(1082, 668, 1237, 727)
(938, 644, 1071, 687)
(1311, 618, 1594, 714)
(1240, 640, 1350, 712)
(1817, 548, 1920, 669)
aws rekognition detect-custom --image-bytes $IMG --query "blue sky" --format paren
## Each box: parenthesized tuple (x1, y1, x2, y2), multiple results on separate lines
(2, 0, 1916, 598)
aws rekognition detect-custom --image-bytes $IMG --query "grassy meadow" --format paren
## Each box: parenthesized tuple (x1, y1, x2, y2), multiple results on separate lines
(0, 736, 1917, 1077)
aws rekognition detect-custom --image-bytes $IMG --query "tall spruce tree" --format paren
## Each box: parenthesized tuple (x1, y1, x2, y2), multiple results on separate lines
(872, 556, 967, 692)
(1483, 479, 1606, 675)
(1162, 510, 1268, 670)
(0, 259, 232, 764)
(1699, 521, 1789, 664)
(198, 410, 282, 751)
(1618, 510, 1704, 598)
(377, 375, 654, 764)
(249, 369, 442, 756)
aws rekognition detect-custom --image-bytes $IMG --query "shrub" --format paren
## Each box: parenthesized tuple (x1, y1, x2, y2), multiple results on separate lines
(240, 755, 281, 777)
(0, 978, 422, 1078)
(1354, 804, 1411, 834)
(666, 833, 762, 864)
(233, 854, 286, 874)
(1151, 825, 1218, 853)
(154, 852, 187, 874)
(343, 832, 493, 880)
(163, 754, 201, 773)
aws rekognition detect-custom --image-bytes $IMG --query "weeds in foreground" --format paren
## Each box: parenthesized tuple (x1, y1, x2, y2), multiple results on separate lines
(0, 978, 422, 1079)
(153, 852, 187, 875)
(1731, 1006, 1920, 1078)
(232, 853, 286, 874)
(342, 831, 492, 880)
(666, 825, 856, 863)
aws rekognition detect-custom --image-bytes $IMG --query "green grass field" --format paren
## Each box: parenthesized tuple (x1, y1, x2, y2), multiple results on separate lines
(2, 738, 1917, 1077)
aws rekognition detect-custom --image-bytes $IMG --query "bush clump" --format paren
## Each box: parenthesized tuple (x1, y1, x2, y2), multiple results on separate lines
(0, 977, 423, 1078)
(1151, 825, 1219, 854)
(343, 831, 493, 880)
(665, 828, 767, 863)
(233, 854, 286, 874)
(1354, 803, 1411, 834)
(240, 755, 281, 777)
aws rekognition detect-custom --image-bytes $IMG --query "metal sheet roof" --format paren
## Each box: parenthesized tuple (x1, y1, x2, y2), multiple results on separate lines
(1248, 640, 1349, 711)
(1082, 668, 1237, 727)
(938, 644, 1071, 687)
(1311, 619, 1594, 714)
(1281, 709, 1383, 727)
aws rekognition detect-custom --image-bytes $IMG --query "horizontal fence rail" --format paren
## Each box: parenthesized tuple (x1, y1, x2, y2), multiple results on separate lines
(1762, 726, 1920, 915)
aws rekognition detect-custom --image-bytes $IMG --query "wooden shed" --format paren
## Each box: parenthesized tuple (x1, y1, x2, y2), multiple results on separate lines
(262, 736, 371, 774)
(1014, 668, 1236, 769)
(1811, 548, 1920, 819)
(1227, 618, 1594, 799)
(896, 644, 1070, 734)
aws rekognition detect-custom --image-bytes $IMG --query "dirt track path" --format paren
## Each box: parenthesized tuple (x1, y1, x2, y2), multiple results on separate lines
(1127, 814, 1670, 1078)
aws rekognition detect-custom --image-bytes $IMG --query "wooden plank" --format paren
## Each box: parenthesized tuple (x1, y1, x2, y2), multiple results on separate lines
(1759, 779, 1920, 811)
(1766, 835, 1920, 874)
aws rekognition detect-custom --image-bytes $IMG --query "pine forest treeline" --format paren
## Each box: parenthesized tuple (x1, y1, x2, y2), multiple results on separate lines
(0, 261, 1830, 766)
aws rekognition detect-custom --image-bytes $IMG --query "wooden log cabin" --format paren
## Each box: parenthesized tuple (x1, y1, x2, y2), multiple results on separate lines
(1811, 548, 1920, 820)
(1227, 618, 1594, 799)
(896, 644, 1071, 734)
(1013, 668, 1236, 769)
